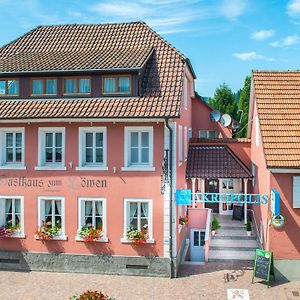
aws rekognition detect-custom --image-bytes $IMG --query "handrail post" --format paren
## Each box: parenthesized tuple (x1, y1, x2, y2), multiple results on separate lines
(192, 178, 196, 208)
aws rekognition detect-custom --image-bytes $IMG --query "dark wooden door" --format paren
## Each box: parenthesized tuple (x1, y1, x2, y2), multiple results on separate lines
(205, 178, 219, 213)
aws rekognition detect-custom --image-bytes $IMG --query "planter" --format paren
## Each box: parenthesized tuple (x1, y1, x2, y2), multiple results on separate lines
(247, 230, 252, 237)
(211, 230, 216, 236)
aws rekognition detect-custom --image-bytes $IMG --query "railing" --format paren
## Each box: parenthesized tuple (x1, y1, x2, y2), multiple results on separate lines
(248, 208, 263, 249)
(204, 208, 212, 242)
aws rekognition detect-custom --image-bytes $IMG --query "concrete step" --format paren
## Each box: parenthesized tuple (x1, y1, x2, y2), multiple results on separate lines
(219, 221, 245, 229)
(211, 235, 257, 241)
(210, 239, 258, 249)
(216, 228, 255, 237)
(209, 249, 255, 262)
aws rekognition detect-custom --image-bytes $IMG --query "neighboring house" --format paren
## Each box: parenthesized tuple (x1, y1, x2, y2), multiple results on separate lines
(249, 70, 300, 280)
(0, 22, 196, 277)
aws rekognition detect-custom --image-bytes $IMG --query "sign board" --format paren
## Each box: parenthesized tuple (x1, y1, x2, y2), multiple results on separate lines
(271, 190, 280, 216)
(232, 205, 243, 221)
(176, 189, 191, 205)
(252, 249, 274, 286)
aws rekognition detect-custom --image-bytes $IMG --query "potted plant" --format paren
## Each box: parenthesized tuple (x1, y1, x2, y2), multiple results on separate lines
(70, 290, 114, 300)
(211, 216, 221, 236)
(179, 216, 188, 226)
(126, 225, 148, 244)
(78, 226, 103, 242)
(0, 222, 20, 238)
(35, 222, 61, 240)
(246, 220, 252, 237)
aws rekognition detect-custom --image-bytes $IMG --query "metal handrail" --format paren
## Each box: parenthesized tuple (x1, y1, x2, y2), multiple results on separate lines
(204, 208, 212, 241)
(248, 208, 263, 249)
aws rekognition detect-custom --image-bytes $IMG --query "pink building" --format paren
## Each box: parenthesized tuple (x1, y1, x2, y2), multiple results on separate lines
(0, 22, 196, 277)
(249, 71, 300, 280)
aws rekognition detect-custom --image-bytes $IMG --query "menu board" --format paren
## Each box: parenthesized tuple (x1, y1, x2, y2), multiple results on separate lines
(232, 205, 243, 221)
(252, 249, 274, 286)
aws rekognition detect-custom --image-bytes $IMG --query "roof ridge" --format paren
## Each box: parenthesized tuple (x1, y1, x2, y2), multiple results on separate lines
(37, 21, 146, 28)
(252, 69, 300, 73)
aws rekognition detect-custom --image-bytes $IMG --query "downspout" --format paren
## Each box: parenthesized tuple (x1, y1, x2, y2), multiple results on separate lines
(165, 117, 174, 278)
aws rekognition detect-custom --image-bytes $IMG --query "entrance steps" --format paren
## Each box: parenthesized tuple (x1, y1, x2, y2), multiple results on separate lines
(209, 215, 259, 263)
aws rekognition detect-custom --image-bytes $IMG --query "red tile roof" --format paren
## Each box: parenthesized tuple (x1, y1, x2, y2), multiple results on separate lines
(252, 70, 300, 168)
(186, 146, 252, 179)
(0, 22, 189, 119)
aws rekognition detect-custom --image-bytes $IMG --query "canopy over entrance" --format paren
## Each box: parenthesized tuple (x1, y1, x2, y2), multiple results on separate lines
(186, 145, 252, 179)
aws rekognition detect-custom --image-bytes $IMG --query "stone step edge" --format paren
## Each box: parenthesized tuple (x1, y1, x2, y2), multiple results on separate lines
(209, 246, 257, 251)
(208, 258, 254, 263)
(211, 236, 257, 240)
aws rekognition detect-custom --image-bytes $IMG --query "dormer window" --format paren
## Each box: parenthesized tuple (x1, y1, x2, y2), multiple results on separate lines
(31, 78, 57, 95)
(103, 76, 131, 95)
(64, 78, 91, 95)
(0, 79, 19, 96)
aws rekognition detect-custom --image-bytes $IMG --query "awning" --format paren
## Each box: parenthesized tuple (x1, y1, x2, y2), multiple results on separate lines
(186, 145, 252, 179)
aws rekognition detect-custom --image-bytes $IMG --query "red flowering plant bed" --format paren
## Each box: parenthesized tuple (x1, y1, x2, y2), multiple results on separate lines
(179, 216, 188, 226)
(35, 222, 61, 240)
(126, 225, 148, 244)
(0, 222, 20, 238)
(70, 290, 114, 300)
(78, 226, 103, 242)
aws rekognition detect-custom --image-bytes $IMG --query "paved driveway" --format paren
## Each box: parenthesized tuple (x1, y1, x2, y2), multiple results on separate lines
(0, 264, 299, 300)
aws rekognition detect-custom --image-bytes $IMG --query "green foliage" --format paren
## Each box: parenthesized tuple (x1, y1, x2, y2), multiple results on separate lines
(236, 76, 251, 137)
(246, 220, 252, 232)
(207, 83, 238, 121)
(211, 216, 221, 231)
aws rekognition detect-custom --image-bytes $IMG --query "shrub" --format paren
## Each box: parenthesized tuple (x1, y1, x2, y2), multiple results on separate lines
(246, 220, 252, 232)
(211, 217, 221, 231)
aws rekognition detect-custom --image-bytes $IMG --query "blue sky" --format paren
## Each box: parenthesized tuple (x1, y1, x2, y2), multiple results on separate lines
(0, 0, 300, 96)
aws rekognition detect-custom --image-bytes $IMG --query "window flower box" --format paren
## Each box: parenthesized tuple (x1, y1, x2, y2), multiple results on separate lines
(35, 222, 61, 240)
(0, 223, 20, 238)
(126, 225, 148, 244)
(77, 226, 103, 242)
(179, 216, 188, 226)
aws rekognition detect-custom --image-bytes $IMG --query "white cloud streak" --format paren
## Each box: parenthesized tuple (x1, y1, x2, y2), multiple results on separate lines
(218, 0, 248, 20)
(233, 51, 274, 61)
(251, 29, 275, 41)
(287, 0, 300, 17)
(270, 35, 299, 47)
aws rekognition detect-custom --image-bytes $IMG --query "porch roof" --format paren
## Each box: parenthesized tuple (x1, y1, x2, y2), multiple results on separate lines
(186, 145, 252, 179)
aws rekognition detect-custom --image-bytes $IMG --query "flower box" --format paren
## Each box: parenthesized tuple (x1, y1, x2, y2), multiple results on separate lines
(0, 223, 20, 238)
(77, 226, 103, 242)
(35, 223, 62, 240)
(126, 225, 148, 244)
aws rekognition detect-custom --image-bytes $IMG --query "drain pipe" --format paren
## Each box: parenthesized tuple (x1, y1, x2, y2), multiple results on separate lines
(165, 117, 174, 278)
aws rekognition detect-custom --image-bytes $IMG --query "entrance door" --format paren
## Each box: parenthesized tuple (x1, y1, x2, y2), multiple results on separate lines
(190, 229, 205, 262)
(205, 179, 219, 213)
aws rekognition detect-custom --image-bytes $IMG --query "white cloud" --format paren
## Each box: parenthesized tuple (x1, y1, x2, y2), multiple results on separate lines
(270, 35, 299, 47)
(287, 0, 300, 17)
(219, 0, 248, 20)
(233, 51, 274, 61)
(251, 30, 275, 41)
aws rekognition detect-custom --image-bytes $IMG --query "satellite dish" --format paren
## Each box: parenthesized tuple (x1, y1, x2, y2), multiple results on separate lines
(210, 110, 221, 122)
(231, 120, 240, 130)
(220, 114, 232, 127)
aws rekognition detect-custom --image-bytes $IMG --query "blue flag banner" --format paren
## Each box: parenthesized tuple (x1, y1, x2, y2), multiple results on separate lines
(176, 189, 192, 205)
(271, 189, 280, 216)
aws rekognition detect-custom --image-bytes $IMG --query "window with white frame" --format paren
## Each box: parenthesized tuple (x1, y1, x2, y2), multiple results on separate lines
(222, 179, 234, 190)
(183, 76, 188, 110)
(0, 196, 24, 237)
(37, 128, 65, 169)
(178, 125, 183, 165)
(184, 126, 188, 161)
(123, 199, 153, 242)
(199, 130, 216, 139)
(188, 127, 192, 139)
(38, 197, 65, 238)
(255, 115, 259, 146)
(124, 126, 154, 170)
(0, 128, 25, 169)
(77, 127, 107, 170)
(77, 198, 107, 240)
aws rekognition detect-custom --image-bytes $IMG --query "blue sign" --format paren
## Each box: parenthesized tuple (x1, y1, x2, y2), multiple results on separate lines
(176, 189, 191, 205)
(271, 189, 280, 215)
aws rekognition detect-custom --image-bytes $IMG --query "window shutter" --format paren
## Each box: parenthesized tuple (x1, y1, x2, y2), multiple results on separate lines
(293, 176, 300, 208)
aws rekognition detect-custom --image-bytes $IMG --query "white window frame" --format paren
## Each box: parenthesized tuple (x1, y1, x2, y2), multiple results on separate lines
(255, 115, 259, 146)
(178, 125, 183, 166)
(222, 179, 234, 190)
(121, 198, 154, 243)
(122, 126, 155, 171)
(0, 195, 25, 238)
(36, 127, 66, 171)
(293, 176, 300, 208)
(184, 126, 188, 161)
(37, 196, 66, 240)
(188, 127, 192, 139)
(76, 197, 108, 242)
(76, 127, 108, 171)
(199, 130, 216, 139)
(183, 76, 188, 110)
(0, 128, 25, 170)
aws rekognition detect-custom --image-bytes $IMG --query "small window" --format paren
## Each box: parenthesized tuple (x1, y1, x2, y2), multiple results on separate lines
(199, 130, 216, 139)
(124, 126, 153, 170)
(0, 128, 25, 168)
(222, 179, 234, 190)
(0, 197, 24, 237)
(178, 125, 183, 165)
(188, 128, 192, 139)
(103, 76, 131, 95)
(78, 198, 107, 240)
(0, 79, 19, 96)
(31, 78, 57, 95)
(255, 115, 259, 146)
(183, 76, 188, 110)
(37, 128, 65, 169)
(184, 126, 188, 161)
(78, 127, 107, 169)
(123, 199, 153, 242)
(64, 78, 91, 95)
(38, 197, 65, 238)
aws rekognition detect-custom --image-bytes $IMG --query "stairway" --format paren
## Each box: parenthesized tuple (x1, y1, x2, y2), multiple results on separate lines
(209, 215, 259, 263)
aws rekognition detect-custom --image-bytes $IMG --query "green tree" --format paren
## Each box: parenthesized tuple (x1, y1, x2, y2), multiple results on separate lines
(208, 83, 238, 120)
(236, 76, 251, 137)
